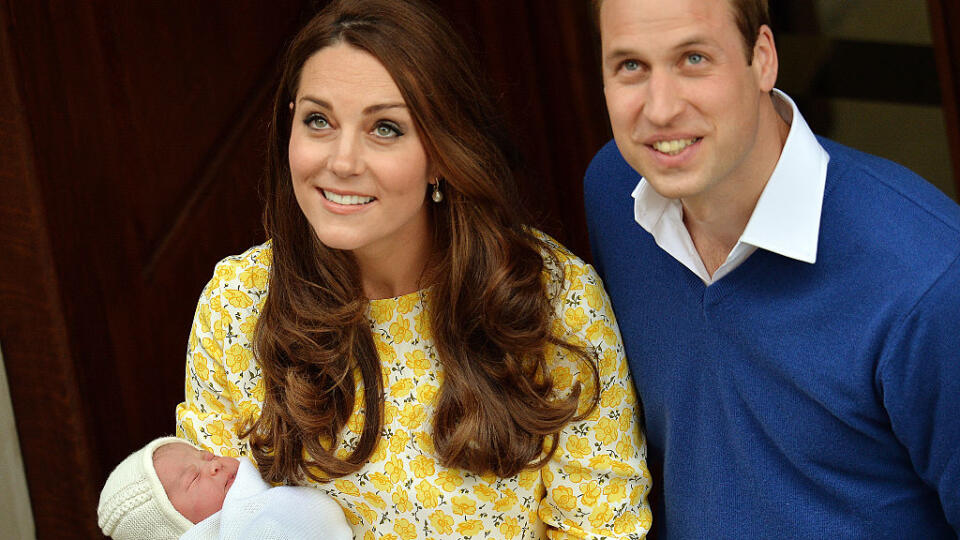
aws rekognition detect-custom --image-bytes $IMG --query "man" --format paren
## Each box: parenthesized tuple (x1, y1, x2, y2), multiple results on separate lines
(583, 0, 960, 538)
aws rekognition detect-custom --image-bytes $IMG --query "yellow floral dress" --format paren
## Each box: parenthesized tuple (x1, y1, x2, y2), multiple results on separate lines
(176, 237, 652, 539)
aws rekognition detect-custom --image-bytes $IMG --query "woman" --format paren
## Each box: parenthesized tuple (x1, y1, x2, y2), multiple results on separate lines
(176, 0, 651, 537)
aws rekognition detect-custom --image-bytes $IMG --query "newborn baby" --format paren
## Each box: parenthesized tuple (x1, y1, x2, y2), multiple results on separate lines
(153, 438, 240, 525)
(97, 437, 352, 540)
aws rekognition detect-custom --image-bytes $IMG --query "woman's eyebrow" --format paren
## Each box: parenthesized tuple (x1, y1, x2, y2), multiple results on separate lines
(296, 96, 406, 115)
(363, 103, 406, 114)
(298, 96, 331, 109)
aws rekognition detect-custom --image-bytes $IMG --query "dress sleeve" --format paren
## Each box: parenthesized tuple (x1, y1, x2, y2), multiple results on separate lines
(175, 253, 267, 458)
(538, 257, 652, 539)
(878, 254, 960, 532)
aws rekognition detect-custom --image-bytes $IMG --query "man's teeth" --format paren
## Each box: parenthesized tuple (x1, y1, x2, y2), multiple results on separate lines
(323, 190, 374, 205)
(652, 138, 699, 155)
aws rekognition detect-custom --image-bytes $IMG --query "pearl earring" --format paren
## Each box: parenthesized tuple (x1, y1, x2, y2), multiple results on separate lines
(431, 178, 443, 203)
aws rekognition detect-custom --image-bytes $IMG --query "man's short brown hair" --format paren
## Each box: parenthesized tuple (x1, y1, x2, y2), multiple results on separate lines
(591, 0, 771, 64)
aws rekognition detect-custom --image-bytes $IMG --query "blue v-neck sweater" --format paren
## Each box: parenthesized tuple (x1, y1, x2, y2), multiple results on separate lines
(585, 137, 960, 539)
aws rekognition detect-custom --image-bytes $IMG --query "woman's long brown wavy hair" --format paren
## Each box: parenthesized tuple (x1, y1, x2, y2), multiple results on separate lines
(247, 0, 599, 483)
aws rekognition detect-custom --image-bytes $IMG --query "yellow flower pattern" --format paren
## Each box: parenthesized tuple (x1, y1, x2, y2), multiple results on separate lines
(176, 237, 651, 538)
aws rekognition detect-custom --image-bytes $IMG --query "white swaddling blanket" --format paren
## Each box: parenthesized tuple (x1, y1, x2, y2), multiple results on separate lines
(181, 459, 353, 540)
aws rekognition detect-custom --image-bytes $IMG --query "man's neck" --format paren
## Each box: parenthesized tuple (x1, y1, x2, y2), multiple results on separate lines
(682, 196, 755, 276)
(682, 96, 791, 277)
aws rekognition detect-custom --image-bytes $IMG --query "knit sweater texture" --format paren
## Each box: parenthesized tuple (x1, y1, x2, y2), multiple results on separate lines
(584, 137, 960, 539)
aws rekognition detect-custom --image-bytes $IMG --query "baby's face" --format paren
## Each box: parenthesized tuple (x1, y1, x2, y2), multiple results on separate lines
(153, 442, 239, 523)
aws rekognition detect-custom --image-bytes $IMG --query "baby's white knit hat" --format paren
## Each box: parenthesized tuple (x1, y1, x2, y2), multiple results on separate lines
(97, 436, 200, 540)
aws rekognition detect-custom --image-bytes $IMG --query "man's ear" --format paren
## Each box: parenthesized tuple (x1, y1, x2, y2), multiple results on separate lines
(752, 25, 778, 92)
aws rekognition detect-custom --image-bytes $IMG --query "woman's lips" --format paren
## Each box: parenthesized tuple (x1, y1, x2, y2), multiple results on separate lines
(317, 187, 377, 214)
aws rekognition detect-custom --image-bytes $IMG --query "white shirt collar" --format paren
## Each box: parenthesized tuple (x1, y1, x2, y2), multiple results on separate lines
(631, 89, 830, 284)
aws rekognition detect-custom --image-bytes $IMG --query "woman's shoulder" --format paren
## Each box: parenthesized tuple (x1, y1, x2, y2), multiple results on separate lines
(201, 241, 273, 299)
(531, 229, 601, 297)
(216, 241, 273, 272)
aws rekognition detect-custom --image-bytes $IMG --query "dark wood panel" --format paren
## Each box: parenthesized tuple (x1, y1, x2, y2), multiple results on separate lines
(92, 3, 301, 258)
(141, 101, 273, 439)
(0, 2, 102, 537)
(439, 0, 608, 258)
(1, 2, 304, 537)
(1, 1, 611, 537)
(928, 0, 960, 196)
(810, 40, 940, 106)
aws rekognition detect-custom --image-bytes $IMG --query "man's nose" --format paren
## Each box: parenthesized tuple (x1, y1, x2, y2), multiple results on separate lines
(643, 71, 684, 126)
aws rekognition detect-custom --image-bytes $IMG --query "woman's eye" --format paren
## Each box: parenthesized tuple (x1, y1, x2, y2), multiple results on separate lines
(373, 122, 402, 138)
(305, 113, 329, 130)
(687, 53, 704, 65)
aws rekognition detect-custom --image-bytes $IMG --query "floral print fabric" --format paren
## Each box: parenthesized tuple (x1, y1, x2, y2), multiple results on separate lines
(176, 237, 652, 538)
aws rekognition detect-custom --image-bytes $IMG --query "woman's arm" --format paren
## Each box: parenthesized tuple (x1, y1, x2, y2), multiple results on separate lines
(175, 245, 271, 458)
(538, 253, 653, 539)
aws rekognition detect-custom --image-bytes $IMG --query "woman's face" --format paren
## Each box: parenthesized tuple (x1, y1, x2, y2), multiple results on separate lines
(288, 43, 432, 262)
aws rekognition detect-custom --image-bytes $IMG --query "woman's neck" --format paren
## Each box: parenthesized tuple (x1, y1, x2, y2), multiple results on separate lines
(353, 219, 434, 300)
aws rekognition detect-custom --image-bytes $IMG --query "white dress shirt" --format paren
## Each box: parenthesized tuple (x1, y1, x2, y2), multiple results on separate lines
(631, 89, 830, 285)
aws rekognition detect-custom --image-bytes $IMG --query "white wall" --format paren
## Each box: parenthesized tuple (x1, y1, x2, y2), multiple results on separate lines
(0, 342, 35, 539)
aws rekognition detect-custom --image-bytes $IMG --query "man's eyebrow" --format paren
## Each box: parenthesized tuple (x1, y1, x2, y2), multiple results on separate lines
(604, 36, 717, 62)
(604, 48, 636, 62)
(671, 37, 714, 50)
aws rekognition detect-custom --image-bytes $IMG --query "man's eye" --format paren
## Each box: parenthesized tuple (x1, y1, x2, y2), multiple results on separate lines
(305, 113, 329, 129)
(622, 60, 640, 72)
(687, 53, 704, 65)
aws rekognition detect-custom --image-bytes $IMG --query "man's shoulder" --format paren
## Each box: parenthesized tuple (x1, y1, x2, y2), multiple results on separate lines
(820, 136, 960, 236)
(820, 137, 960, 299)
(583, 139, 643, 233)
(584, 139, 640, 189)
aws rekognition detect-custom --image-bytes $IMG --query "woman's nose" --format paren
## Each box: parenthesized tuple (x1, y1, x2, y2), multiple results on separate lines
(328, 134, 363, 178)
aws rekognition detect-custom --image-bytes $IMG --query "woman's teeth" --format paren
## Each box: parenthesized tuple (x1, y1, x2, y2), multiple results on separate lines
(652, 138, 700, 155)
(323, 190, 374, 205)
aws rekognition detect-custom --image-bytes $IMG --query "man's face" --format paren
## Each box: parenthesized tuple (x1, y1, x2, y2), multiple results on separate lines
(154, 443, 239, 524)
(600, 0, 776, 204)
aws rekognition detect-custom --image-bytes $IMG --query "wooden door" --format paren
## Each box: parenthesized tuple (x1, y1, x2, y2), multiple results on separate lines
(4, 0, 958, 537)
(0, 1, 606, 536)
(1, 2, 307, 536)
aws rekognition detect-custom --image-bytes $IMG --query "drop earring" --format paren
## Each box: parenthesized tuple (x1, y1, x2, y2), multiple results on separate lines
(431, 178, 443, 203)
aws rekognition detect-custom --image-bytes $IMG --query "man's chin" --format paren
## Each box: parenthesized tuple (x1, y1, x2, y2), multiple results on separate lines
(641, 172, 706, 201)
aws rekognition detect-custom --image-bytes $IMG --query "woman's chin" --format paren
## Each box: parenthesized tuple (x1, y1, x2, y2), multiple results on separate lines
(313, 231, 365, 253)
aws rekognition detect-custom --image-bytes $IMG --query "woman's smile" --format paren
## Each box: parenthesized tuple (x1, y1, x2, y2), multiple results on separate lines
(321, 189, 375, 206)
